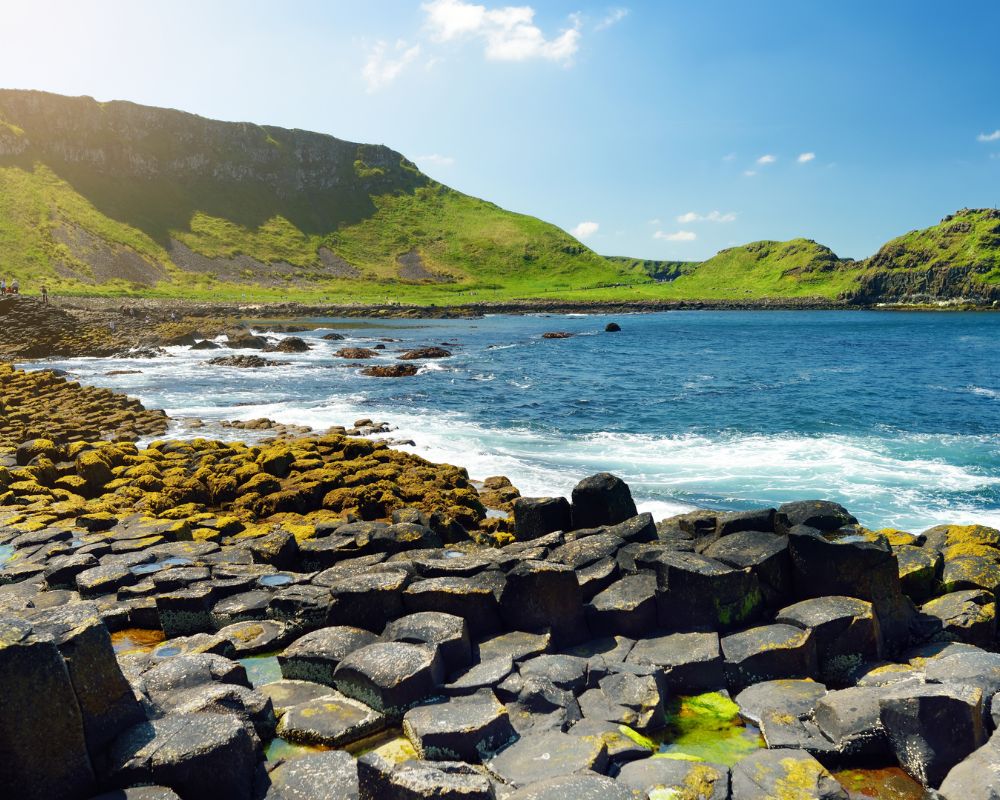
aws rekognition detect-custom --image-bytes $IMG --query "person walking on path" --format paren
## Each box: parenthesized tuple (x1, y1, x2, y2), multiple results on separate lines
(10, 278, 19, 294)
(0, 277, 6, 294)
(40, 285, 48, 304)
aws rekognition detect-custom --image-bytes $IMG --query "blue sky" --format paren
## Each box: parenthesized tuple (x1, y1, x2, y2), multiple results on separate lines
(3, 1, 999, 260)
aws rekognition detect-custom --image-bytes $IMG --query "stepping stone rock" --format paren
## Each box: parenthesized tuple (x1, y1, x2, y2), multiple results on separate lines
(403, 690, 517, 762)
(721, 624, 818, 691)
(445, 656, 514, 697)
(939, 731, 1000, 799)
(731, 748, 847, 799)
(326, 570, 409, 632)
(814, 685, 896, 759)
(704, 530, 791, 607)
(519, 653, 590, 693)
(617, 757, 729, 800)
(0, 616, 96, 800)
(777, 500, 857, 533)
(89, 789, 181, 800)
(263, 750, 359, 800)
(216, 619, 288, 655)
(577, 670, 666, 731)
(384, 611, 472, 673)
(279, 625, 379, 686)
(504, 773, 644, 800)
(895, 545, 941, 602)
(358, 753, 493, 800)
(776, 595, 882, 684)
(335, 641, 444, 718)
(486, 729, 608, 788)
(513, 496, 572, 541)
(404, 576, 502, 637)
(586, 572, 658, 638)
(260, 679, 333, 717)
(918, 589, 997, 647)
(570, 473, 637, 530)
(505, 676, 581, 734)
(276, 690, 387, 747)
(566, 718, 653, 766)
(878, 682, 987, 787)
(640, 550, 763, 632)
(499, 560, 588, 647)
(735, 679, 828, 725)
(626, 631, 724, 692)
(107, 713, 258, 800)
(477, 629, 550, 662)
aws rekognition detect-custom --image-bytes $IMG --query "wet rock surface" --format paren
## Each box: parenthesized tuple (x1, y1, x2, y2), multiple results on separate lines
(3, 369, 1000, 798)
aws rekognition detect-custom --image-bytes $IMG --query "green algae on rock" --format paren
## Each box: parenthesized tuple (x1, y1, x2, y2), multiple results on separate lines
(652, 692, 765, 767)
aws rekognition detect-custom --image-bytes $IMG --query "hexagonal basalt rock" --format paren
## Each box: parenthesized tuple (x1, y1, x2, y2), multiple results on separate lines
(639, 550, 764, 632)
(617, 757, 729, 800)
(325, 570, 409, 632)
(335, 641, 445, 718)
(570, 473, 637, 530)
(486, 729, 608, 788)
(403, 690, 517, 762)
(403, 576, 503, 637)
(262, 750, 359, 800)
(384, 611, 472, 674)
(878, 682, 987, 787)
(107, 713, 258, 800)
(216, 619, 289, 656)
(576, 670, 666, 731)
(703, 530, 791, 608)
(730, 748, 847, 799)
(625, 631, 724, 693)
(917, 589, 997, 647)
(445, 656, 515, 697)
(276, 690, 387, 747)
(721, 624, 818, 691)
(585, 572, 658, 639)
(505, 773, 645, 800)
(358, 753, 494, 800)
(279, 625, 379, 686)
(512, 496, 572, 541)
(260, 678, 333, 718)
(499, 560, 588, 647)
(776, 595, 882, 685)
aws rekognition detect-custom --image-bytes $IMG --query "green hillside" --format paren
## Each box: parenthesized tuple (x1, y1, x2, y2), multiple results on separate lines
(0, 90, 647, 302)
(866, 208, 1000, 280)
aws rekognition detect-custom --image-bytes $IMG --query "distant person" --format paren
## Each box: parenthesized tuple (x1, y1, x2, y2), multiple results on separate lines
(40, 285, 48, 305)
(10, 278, 19, 294)
(0, 278, 6, 294)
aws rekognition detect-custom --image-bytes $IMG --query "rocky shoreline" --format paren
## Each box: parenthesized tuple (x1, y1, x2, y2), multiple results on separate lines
(3, 366, 1000, 799)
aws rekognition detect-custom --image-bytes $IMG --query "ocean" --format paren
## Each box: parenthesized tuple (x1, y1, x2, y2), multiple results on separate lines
(31, 310, 1000, 532)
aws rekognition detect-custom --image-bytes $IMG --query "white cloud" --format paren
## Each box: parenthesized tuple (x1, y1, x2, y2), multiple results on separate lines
(978, 130, 1000, 142)
(654, 230, 696, 242)
(422, 0, 581, 63)
(743, 170, 757, 177)
(677, 210, 737, 224)
(571, 221, 600, 239)
(797, 152, 816, 163)
(363, 40, 421, 92)
(756, 154, 776, 165)
(596, 7, 629, 30)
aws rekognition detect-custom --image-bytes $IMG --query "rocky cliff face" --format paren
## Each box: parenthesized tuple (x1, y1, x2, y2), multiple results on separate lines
(0, 89, 422, 197)
(847, 264, 1000, 305)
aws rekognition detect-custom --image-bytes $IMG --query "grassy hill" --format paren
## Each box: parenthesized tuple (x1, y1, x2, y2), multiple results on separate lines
(0, 89, 647, 302)
(0, 90, 998, 305)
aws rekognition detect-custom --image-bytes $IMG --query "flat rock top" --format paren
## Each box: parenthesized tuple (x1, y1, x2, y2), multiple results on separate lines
(336, 641, 437, 686)
(487, 730, 607, 788)
(626, 631, 721, 667)
(721, 624, 811, 663)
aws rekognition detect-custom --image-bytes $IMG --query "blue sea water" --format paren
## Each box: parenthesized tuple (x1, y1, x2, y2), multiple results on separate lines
(32, 311, 1000, 531)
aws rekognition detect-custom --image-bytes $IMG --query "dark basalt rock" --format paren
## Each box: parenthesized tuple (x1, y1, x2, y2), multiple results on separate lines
(260, 750, 359, 800)
(940, 730, 1000, 798)
(499, 560, 588, 647)
(879, 682, 987, 787)
(570, 473, 637, 530)
(604, 322, 621, 332)
(383, 612, 472, 674)
(403, 690, 516, 762)
(398, 347, 452, 360)
(207, 355, 284, 368)
(265, 336, 310, 353)
(721, 623, 818, 692)
(917, 589, 997, 647)
(512, 496, 572, 541)
(731, 749, 847, 799)
(361, 364, 419, 377)
(505, 774, 641, 800)
(486, 729, 608, 788)
(190, 339, 220, 350)
(334, 641, 444, 718)
(276, 690, 387, 747)
(776, 499, 858, 533)
(586, 572, 658, 639)
(618, 758, 728, 800)
(625, 630, 724, 692)
(279, 626, 379, 686)
(107, 713, 258, 800)
(357, 754, 493, 800)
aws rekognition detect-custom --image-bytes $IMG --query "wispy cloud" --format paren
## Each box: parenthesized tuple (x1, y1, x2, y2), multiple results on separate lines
(797, 152, 816, 163)
(647, 218, 662, 226)
(676, 210, 737, 224)
(571, 221, 600, 239)
(416, 154, 456, 168)
(596, 7, 629, 30)
(978, 130, 1000, 142)
(756, 154, 776, 165)
(363, 40, 422, 92)
(654, 230, 696, 242)
(722, 153, 737, 162)
(743, 169, 757, 177)
(422, 0, 581, 63)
